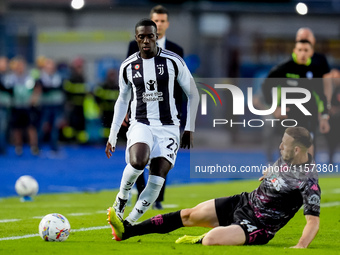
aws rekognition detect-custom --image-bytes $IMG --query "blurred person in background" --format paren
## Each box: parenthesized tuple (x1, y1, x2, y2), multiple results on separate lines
(0, 56, 11, 155)
(62, 57, 89, 144)
(295, 28, 332, 107)
(94, 68, 120, 141)
(127, 5, 185, 210)
(35, 58, 65, 154)
(30, 55, 46, 81)
(323, 69, 340, 164)
(262, 40, 330, 157)
(5, 57, 39, 156)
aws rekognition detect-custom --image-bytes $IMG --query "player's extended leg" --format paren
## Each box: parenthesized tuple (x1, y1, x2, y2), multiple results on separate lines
(109, 198, 219, 241)
(202, 225, 246, 246)
(176, 199, 245, 245)
(180, 199, 220, 228)
(125, 157, 170, 224)
(113, 143, 149, 219)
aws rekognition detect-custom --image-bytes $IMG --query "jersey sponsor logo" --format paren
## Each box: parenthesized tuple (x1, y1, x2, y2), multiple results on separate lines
(157, 64, 164, 75)
(308, 194, 320, 205)
(270, 177, 287, 191)
(142, 91, 163, 103)
(133, 71, 142, 79)
(146, 80, 156, 91)
(135, 64, 140, 70)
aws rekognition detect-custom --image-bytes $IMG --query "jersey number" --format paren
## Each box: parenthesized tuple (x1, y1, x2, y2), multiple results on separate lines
(167, 138, 178, 155)
(240, 219, 258, 233)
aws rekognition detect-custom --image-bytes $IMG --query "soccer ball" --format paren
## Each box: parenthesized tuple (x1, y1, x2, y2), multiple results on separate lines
(39, 213, 71, 242)
(15, 175, 39, 197)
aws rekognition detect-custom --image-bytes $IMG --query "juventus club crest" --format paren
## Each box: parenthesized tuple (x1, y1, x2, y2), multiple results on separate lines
(146, 80, 156, 91)
(157, 64, 164, 75)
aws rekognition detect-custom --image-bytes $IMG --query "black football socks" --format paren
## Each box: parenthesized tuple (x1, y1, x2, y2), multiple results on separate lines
(122, 210, 183, 239)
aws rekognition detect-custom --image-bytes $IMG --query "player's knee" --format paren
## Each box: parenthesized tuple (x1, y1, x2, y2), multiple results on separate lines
(130, 160, 147, 170)
(129, 153, 148, 170)
(180, 208, 195, 226)
(129, 143, 150, 169)
(202, 235, 216, 246)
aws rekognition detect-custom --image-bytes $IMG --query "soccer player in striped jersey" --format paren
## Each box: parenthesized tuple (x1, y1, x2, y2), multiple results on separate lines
(106, 19, 199, 228)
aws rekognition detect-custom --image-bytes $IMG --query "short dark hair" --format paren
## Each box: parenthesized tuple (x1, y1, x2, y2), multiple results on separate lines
(150, 5, 169, 19)
(285, 127, 313, 149)
(135, 18, 157, 33)
(296, 39, 313, 47)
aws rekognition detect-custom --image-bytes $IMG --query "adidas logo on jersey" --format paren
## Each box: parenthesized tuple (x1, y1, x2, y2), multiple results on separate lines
(167, 153, 174, 159)
(133, 71, 142, 78)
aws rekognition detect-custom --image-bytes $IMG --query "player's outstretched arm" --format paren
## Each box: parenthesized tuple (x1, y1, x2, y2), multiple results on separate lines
(180, 131, 193, 149)
(291, 215, 319, 248)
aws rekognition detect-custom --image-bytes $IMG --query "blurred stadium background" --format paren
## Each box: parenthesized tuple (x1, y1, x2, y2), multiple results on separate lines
(1, 0, 340, 197)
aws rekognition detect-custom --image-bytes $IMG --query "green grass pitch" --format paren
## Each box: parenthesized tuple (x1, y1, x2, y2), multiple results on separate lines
(1, 177, 339, 255)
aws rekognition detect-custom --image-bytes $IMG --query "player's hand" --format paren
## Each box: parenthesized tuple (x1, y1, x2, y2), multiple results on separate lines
(180, 131, 193, 149)
(273, 107, 289, 119)
(319, 118, 330, 134)
(105, 142, 115, 159)
(258, 168, 269, 181)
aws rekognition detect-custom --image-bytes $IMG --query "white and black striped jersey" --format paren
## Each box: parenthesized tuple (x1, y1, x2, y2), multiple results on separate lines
(108, 48, 199, 146)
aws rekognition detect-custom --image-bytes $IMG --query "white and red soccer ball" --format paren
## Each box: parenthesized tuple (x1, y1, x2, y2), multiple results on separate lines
(39, 213, 71, 242)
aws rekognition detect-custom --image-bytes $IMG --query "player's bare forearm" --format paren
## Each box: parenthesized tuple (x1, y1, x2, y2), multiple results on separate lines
(105, 142, 115, 159)
(291, 215, 319, 248)
(180, 131, 193, 149)
(319, 118, 330, 134)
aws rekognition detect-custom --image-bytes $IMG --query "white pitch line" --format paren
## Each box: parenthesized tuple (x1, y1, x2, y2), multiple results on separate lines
(68, 212, 93, 216)
(72, 225, 110, 232)
(0, 225, 110, 241)
(0, 234, 39, 241)
(0, 211, 107, 225)
(321, 201, 340, 208)
(0, 219, 21, 223)
(162, 204, 179, 209)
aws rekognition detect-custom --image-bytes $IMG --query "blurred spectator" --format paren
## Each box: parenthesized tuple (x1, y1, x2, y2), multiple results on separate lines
(296, 28, 332, 105)
(94, 68, 120, 140)
(0, 56, 11, 155)
(262, 40, 330, 157)
(35, 58, 65, 153)
(5, 57, 39, 156)
(62, 57, 89, 143)
(323, 69, 340, 164)
(30, 55, 46, 80)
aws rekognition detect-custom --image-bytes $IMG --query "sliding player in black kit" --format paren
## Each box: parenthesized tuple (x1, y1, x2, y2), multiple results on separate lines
(107, 127, 320, 248)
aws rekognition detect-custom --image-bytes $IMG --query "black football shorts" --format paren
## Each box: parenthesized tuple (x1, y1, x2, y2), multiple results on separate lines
(215, 192, 274, 245)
